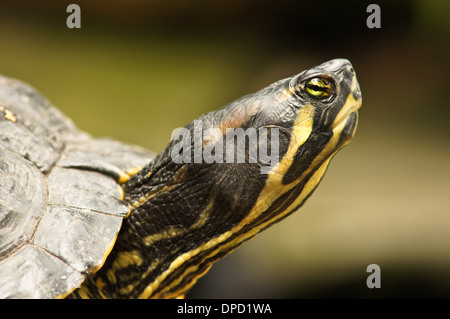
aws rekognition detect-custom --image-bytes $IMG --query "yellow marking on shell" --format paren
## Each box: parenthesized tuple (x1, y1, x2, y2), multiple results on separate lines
(118, 185, 125, 201)
(117, 166, 145, 184)
(117, 185, 134, 218)
(57, 284, 85, 299)
(0, 106, 17, 122)
(118, 173, 130, 184)
(126, 166, 145, 177)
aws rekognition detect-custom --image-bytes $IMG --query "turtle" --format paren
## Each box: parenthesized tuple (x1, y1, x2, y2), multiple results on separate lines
(0, 58, 362, 299)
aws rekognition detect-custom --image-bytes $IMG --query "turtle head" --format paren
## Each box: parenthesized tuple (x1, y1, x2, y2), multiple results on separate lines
(95, 59, 361, 298)
(268, 58, 362, 184)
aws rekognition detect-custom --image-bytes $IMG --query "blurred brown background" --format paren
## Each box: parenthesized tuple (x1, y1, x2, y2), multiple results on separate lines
(0, 0, 449, 298)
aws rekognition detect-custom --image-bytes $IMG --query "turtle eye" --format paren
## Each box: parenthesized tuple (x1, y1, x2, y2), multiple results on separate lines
(303, 77, 334, 100)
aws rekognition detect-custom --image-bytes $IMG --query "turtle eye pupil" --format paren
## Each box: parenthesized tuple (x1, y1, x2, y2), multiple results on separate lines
(304, 77, 333, 100)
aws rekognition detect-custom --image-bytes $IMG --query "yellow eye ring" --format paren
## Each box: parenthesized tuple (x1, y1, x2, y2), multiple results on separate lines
(304, 77, 333, 100)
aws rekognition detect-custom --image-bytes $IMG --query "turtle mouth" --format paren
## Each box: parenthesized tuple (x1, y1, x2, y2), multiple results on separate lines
(329, 101, 361, 131)
(328, 69, 362, 132)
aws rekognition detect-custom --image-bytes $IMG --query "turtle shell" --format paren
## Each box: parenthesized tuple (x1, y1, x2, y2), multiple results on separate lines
(0, 75, 154, 298)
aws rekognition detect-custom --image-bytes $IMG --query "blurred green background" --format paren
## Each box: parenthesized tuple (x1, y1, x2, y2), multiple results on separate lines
(1, 0, 449, 298)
